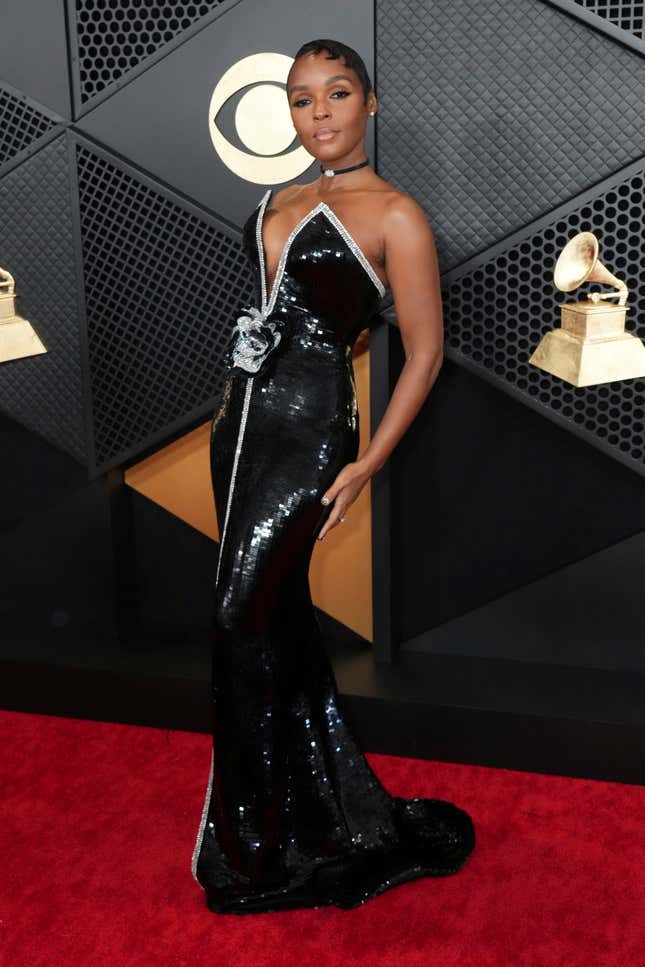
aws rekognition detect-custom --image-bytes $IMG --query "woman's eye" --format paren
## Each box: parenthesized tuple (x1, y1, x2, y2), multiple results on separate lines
(292, 90, 350, 108)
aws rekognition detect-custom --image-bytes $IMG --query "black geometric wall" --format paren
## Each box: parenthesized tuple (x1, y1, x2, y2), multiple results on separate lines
(71, 0, 228, 106)
(0, 133, 87, 464)
(0, 113, 252, 473)
(3, 0, 645, 482)
(377, 0, 645, 270)
(1, 0, 373, 477)
(442, 160, 645, 471)
(377, 0, 645, 476)
(75, 137, 252, 470)
(1, 0, 644, 741)
(0, 85, 62, 168)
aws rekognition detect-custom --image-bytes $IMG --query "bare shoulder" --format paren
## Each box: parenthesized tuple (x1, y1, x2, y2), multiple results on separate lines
(381, 188, 434, 239)
(270, 183, 307, 210)
(374, 184, 439, 287)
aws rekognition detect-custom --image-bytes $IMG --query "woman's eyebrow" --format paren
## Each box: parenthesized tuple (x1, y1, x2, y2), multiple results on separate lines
(288, 74, 353, 94)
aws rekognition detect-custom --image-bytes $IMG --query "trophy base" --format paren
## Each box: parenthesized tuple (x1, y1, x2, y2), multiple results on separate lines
(529, 328, 645, 387)
(0, 317, 47, 363)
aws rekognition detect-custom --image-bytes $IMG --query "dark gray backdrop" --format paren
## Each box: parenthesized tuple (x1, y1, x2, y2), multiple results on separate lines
(1, 2, 644, 742)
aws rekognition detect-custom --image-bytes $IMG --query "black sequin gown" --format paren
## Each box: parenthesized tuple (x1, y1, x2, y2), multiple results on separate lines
(192, 188, 475, 913)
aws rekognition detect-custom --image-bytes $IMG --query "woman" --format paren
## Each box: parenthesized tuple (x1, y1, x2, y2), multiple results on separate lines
(192, 38, 475, 913)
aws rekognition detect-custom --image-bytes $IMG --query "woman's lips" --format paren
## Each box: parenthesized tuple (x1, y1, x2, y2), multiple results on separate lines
(314, 130, 338, 141)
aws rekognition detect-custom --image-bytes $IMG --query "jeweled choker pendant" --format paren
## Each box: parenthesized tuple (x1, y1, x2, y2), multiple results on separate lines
(320, 158, 370, 178)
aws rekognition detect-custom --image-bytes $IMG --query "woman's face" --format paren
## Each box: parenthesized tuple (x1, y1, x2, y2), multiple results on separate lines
(286, 52, 376, 163)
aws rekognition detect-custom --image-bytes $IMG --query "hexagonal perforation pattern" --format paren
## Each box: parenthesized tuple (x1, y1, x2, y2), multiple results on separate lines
(74, 0, 227, 104)
(76, 141, 254, 471)
(443, 164, 645, 468)
(376, 0, 645, 271)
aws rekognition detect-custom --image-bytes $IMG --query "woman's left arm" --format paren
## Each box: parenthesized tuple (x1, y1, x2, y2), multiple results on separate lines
(317, 194, 444, 540)
(359, 193, 444, 475)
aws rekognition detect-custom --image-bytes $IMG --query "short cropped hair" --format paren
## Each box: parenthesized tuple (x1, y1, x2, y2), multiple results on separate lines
(288, 39, 373, 104)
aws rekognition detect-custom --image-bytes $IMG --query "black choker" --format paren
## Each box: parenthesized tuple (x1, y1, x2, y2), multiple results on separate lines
(320, 158, 369, 178)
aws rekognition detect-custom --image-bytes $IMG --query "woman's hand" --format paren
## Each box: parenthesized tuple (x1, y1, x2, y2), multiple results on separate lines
(317, 460, 372, 541)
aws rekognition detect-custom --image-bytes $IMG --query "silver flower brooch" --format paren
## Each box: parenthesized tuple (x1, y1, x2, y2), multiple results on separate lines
(230, 305, 282, 375)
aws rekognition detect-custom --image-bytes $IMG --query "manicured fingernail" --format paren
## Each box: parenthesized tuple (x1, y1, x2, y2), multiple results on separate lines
(321, 496, 329, 505)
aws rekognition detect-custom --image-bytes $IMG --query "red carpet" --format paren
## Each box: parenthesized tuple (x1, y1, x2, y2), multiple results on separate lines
(1, 708, 644, 967)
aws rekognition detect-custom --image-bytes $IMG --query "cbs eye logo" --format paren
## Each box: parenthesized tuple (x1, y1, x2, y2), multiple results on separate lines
(208, 52, 315, 185)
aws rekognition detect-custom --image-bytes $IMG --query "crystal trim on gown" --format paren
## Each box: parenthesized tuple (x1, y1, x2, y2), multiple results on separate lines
(192, 188, 475, 913)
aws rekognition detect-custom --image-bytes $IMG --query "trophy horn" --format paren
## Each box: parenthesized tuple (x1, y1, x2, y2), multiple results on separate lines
(553, 231, 627, 305)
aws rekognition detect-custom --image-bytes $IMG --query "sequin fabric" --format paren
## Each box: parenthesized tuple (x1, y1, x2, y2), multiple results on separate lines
(192, 188, 475, 913)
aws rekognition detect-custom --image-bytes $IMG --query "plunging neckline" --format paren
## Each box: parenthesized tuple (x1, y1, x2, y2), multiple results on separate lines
(256, 187, 386, 313)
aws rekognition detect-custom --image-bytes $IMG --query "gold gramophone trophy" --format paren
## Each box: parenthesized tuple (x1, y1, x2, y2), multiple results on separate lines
(0, 266, 47, 363)
(529, 231, 645, 387)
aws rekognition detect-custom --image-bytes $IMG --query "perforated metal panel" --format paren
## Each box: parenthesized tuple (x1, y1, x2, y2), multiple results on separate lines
(376, 0, 645, 270)
(75, 139, 254, 473)
(376, 0, 645, 474)
(443, 161, 645, 469)
(575, 0, 644, 40)
(73, 0, 227, 105)
(0, 85, 60, 168)
(0, 132, 87, 464)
